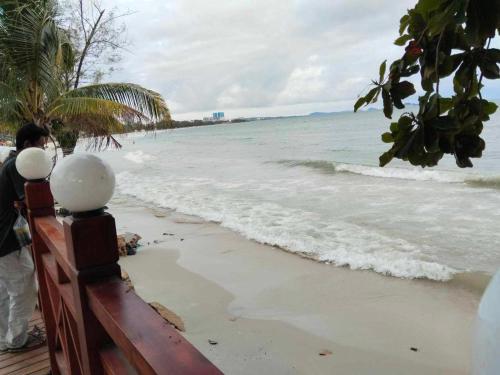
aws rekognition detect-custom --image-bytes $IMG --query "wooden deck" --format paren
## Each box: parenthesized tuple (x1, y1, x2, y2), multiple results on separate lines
(0, 310, 50, 375)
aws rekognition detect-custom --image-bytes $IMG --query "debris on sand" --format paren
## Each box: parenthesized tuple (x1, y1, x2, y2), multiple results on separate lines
(208, 339, 218, 345)
(117, 232, 141, 257)
(319, 350, 332, 356)
(149, 302, 186, 332)
(121, 270, 134, 292)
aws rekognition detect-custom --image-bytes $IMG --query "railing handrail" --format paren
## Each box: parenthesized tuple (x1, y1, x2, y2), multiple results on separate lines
(25, 180, 222, 375)
(87, 279, 221, 374)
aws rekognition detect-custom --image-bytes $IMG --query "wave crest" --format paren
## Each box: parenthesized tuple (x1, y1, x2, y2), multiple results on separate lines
(277, 159, 500, 188)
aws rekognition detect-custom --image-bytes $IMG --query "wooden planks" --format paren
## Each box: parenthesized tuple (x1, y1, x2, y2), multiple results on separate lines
(0, 310, 50, 375)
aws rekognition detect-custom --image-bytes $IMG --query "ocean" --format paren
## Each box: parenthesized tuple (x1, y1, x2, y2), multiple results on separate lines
(96, 108, 500, 281)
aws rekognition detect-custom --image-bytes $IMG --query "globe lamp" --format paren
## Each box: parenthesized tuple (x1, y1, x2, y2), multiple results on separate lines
(16, 148, 53, 180)
(50, 154, 115, 214)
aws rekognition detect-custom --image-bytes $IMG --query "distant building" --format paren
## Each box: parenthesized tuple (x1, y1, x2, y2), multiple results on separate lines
(212, 112, 225, 120)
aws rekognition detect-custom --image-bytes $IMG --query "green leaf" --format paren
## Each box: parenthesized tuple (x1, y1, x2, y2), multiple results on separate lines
(439, 54, 464, 78)
(365, 87, 380, 104)
(382, 89, 393, 119)
(398, 115, 413, 130)
(390, 122, 399, 132)
(439, 98, 453, 114)
(379, 60, 387, 83)
(394, 34, 412, 46)
(400, 65, 420, 77)
(482, 100, 498, 115)
(422, 78, 434, 92)
(399, 14, 410, 35)
(479, 61, 500, 79)
(453, 76, 464, 94)
(395, 81, 416, 99)
(430, 116, 457, 131)
(487, 49, 500, 63)
(415, 0, 444, 14)
(379, 151, 394, 167)
(354, 97, 366, 112)
(381, 132, 394, 143)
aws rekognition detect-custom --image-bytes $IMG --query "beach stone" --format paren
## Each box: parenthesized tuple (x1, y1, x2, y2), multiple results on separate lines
(319, 350, 332, 356)
(117, 232, 142, 257)
(149, 302, 185, 332)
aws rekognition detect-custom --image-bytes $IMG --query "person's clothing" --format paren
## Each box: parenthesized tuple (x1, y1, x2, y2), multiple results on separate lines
(0, 247, 37, 350)
(0, 153, 25, 257)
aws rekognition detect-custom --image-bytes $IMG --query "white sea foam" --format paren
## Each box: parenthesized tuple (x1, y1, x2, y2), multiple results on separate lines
(124, 150, 156, 164)
(115, 171, 456, 281)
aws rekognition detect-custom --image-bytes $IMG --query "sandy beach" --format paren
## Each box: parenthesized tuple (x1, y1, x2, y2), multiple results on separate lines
(110, 195, 486, 375)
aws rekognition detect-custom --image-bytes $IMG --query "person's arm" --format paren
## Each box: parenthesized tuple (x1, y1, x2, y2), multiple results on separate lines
(8, 160, 26, 201)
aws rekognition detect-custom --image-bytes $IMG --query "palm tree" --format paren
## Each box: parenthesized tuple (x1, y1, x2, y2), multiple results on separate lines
(0, 0, 170, 154)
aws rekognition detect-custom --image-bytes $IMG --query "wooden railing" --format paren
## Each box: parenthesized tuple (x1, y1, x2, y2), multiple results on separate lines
(25, 181, 223, 375)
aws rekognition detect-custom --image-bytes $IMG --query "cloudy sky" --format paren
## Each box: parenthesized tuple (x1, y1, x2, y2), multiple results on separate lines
(103, 0, 500, 120)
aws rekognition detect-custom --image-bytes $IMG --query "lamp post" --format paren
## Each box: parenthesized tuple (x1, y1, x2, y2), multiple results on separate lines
(50, 154, 115, 216)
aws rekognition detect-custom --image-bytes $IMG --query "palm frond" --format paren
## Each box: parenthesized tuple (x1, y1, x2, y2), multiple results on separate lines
(64, 113, 125, 135)
(61, 83, 170, 122)
(0, 0, 66, 111)
(46, 96, 145, 120)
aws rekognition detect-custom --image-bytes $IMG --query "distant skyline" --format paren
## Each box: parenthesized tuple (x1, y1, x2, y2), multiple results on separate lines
(104, 0, 500, 120)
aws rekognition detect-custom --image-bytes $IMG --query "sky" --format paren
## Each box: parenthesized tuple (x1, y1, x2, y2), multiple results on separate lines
(103, 0, 500, 120)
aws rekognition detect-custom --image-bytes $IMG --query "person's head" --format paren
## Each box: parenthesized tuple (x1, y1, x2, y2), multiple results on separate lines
(15, 123, 49, 151)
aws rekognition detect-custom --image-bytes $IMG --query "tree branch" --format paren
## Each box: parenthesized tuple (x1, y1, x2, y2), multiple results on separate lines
(74, 8, 105, 89)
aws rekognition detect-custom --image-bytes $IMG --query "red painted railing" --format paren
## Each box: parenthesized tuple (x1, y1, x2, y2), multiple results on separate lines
(25, 181, 223, 375)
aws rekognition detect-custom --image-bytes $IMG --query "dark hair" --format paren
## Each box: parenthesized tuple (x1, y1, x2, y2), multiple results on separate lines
(16, 123, 50, 151)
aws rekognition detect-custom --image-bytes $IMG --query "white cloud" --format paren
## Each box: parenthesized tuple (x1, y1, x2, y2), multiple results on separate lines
(276, 63, 326, 105)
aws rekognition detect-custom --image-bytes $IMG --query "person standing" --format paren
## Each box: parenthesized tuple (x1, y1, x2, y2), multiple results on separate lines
(0, 123, 49, 352)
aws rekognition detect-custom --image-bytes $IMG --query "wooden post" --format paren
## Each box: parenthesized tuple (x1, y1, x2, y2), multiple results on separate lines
(62, 212, 121, 375)
(25, 181, 60, 375)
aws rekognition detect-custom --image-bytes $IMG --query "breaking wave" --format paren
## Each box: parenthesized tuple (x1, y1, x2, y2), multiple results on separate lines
(277, 159, 500, 189)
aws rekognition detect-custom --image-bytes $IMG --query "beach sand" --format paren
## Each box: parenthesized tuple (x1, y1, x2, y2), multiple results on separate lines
(110, 196, 486, 375)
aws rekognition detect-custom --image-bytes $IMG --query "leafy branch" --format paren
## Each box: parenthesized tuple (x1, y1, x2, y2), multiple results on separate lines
(354, 0, 500, 168)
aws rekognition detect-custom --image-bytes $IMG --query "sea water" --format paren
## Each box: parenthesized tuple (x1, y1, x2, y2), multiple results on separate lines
(96, 108, 500, 281)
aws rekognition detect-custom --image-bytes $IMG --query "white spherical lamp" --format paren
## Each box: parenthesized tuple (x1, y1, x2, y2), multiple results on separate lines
(16, 148, 53, 180)
(50, 154, 115, 213)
